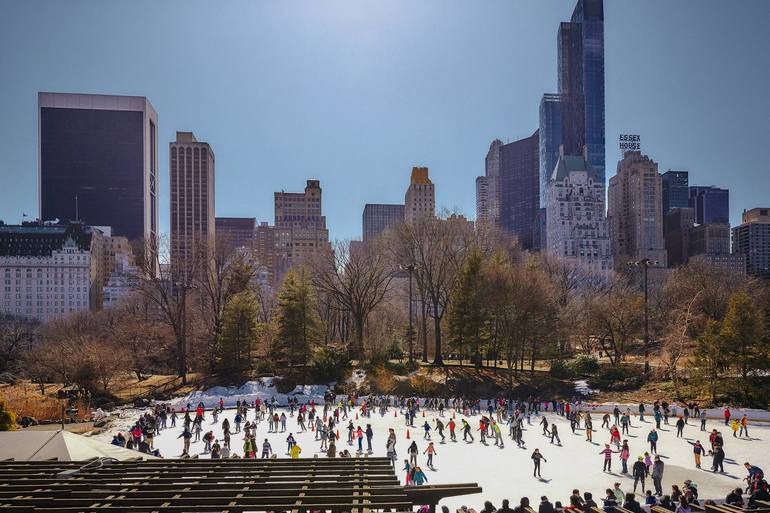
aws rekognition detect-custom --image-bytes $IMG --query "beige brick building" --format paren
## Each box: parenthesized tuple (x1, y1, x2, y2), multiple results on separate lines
(608, 151, 667, 266)
(170, 131, 215, 280)
(405, 167, 435, 225)
(274, 180, 330, 281)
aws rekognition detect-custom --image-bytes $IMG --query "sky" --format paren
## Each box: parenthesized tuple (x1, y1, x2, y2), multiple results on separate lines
(1, 0, 769, 241)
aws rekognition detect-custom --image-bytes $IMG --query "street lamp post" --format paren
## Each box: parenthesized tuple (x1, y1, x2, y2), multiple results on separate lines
(175, 281, 197, 384)
(405, 264, 415, 364)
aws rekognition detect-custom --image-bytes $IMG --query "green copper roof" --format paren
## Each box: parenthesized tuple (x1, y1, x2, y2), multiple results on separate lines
(551, 154, 596, 181)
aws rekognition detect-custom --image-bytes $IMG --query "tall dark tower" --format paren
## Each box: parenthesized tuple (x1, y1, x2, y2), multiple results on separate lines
(557, 0, 605, 187)
(38, 92, 158, 244)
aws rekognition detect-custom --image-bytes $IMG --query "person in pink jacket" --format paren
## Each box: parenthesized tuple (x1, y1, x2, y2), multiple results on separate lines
(620, 440, 631, 474)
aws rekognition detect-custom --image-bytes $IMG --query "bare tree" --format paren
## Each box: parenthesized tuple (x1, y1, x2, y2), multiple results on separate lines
(0, 314, 37, 374)
(390, 215, 473, 365)
(28, 313, 100, 388)
(583, 276, 643, 364)
(312, 240, 395, 359)
(197, 237, 258, 372)
(134, 236, 202, 384)
(660, 290, 701, 398)
(105, 297, 171, 381)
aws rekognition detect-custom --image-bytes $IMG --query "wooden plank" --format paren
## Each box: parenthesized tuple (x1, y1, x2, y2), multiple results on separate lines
(0, 458, 480, 513)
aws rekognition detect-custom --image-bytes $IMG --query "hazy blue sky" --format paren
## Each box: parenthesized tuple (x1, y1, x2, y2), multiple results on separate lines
(1, 1, 768, 240)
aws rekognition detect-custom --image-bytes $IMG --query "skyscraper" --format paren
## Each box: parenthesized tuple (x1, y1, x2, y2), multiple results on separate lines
(732, 208, 770, 278)
(215, 217, 256, 250)
(664, 207, 743, 272)
(689, 186, 730, 225)
(475, 176, 490, 222)
(661, 170, 689, 215)
(499, 130, 540, 249)
(254, 222, 276, 287)
(274, 180, 330, 279)
(476, 140, 502, 226)
(405, 167, 435, 225)
(539, 94, 563, 208)
(664, 207, 694, 267)
(38, 92, 158, 244)
(170, 132, 215, 277)
(544, 152, 612, 272)
(557, 0, 605, 187)
(362, 204, 404, 242)
(607, 151, 667, 266)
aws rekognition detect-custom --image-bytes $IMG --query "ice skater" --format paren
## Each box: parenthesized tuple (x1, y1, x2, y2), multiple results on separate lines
(632, 456, 647, 493)
(408, 440, 419, 467)
(435, 418, 446, 442)
(531, 448, 547, 478)
(424, 441, 437, 469)
(549, 423, 561, 445)
(462, 419, 474, 442)
(599, 444, 617, 472)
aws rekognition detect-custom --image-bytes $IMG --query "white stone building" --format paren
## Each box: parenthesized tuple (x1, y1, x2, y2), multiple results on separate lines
(0, 223, 104, 321)
(103, 253, 140, 308)
(544, 152, 613, 274)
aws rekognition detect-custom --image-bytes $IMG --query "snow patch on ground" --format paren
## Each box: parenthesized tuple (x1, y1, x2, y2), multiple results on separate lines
(167, 377, 334, 409)
(574, 379, 597, 396)
(347, 369, 367, 388)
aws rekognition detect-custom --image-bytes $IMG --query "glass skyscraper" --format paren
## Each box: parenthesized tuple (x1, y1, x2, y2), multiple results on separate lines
(661, 170, 689, 215)
(539, 94, 562, 209)
(38, 93, 158, 244)
(557, 0, 605, 187)
(500, 130, 540, 250)
(689, 186, 729, 225)
(362, 204, 405, 242)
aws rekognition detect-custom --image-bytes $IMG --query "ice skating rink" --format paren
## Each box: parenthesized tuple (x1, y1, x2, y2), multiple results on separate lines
(106, 405, 770, 511)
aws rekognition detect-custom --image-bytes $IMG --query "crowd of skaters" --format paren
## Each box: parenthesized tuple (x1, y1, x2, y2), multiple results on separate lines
(112, 393, 766, 506)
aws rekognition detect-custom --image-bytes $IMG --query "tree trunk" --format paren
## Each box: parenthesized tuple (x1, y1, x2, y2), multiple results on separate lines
(432, 299, 443, 365)
(177, 332, 187, 385)
(354, 315, 365, 360)
(530, 338, 537, 375)
(507, 351, 514, 393)
(420, 299, 428, 363)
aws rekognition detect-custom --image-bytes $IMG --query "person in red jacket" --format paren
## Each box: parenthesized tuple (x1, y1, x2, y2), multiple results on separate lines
(709, 429, 718, 451)
(724, 407, 731, 426)
(131, 425, 142, 446)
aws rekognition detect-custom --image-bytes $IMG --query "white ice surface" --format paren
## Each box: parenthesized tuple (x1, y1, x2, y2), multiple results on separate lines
(99, 403, 770, 512)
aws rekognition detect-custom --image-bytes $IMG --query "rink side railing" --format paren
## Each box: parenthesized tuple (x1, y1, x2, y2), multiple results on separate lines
(0, 457, 481, 513)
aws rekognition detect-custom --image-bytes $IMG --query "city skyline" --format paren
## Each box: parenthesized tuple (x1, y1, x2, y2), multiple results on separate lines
(1, 1, 769, 241)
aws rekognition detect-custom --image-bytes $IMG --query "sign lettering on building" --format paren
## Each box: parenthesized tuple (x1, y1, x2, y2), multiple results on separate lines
(619, 134, 641, 152)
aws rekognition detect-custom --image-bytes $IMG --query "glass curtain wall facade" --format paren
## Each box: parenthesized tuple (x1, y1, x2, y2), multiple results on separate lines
(539, 94, 563, 208)
(500, 130, 540, 250)
(40, 108, 145, 239)
(557, 0, 605, 187)
(661, 170, 689, 215)
(689, 186, 729, 225)
(362, 204, 404, 243)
